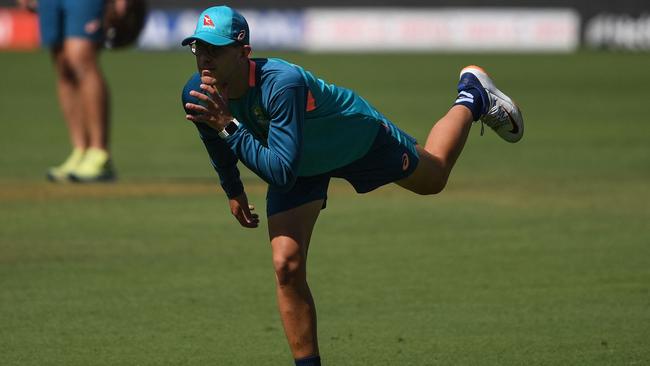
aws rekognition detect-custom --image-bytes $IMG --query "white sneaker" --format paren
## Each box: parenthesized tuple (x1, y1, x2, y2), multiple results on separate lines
(459, 65, 524, 143)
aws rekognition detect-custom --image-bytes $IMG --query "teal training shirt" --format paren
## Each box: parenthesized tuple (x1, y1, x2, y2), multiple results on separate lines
(183, 57, 402, 193)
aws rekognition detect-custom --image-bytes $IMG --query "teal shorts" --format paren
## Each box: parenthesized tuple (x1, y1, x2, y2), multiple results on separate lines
(38, 0, 105, 47)
(266, 122, 419, 217)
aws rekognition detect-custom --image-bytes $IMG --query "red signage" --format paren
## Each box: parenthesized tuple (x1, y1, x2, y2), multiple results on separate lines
(0, 8, 40, 50)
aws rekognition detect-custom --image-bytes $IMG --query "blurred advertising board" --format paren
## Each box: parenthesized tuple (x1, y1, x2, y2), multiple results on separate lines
(139, 8, 579, 52)
(137, 9, 304, 50)
(585, 13, 650, 50)
(0, 7, 587, 52)
(303, 8, 579, 52)
(0, 9, 39, 50)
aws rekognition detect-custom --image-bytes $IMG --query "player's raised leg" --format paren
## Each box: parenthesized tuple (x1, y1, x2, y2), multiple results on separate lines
(268, 200, 324, 366)
(397, 65, 524, 195)
(397, 105, 473, 195)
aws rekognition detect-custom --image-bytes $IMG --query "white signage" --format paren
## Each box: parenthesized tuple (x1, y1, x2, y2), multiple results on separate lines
(304, 8, 580, 52)
(585, 13, 650, 50)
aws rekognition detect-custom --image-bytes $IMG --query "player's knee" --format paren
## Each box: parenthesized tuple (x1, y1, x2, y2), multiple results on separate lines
(55, 58, 78, 83)
(427, 179, 447, 195)
(272, 253, 305, 287)
(63, 53, 99, 81)
(414, 178, 447, 195)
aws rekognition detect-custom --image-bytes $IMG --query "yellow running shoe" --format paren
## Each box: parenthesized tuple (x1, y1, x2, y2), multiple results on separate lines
(68, 147, 116, 183)
(46, 148, 85, 182)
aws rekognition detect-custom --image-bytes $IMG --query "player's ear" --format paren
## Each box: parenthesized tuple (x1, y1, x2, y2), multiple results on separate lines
(242, 45, 252, 58)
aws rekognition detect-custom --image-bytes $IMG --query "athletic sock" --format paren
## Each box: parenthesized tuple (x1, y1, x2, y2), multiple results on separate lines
(453, 87, 485, 121)
(295, 355, 321, 366)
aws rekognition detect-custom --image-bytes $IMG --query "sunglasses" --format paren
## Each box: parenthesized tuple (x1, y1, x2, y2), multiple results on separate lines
(189, 40, 241, 57)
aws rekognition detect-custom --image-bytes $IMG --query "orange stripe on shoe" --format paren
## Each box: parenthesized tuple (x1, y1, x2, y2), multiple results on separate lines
(464, 64, 489, 76)
(306, 90, 316, 112)
(248, 60, 256, 87)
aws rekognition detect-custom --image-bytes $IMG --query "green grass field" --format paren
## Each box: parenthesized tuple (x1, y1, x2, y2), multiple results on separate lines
(1, 50, 649, 365)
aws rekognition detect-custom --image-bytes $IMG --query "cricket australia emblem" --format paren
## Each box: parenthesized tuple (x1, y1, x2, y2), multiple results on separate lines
(252, 106, 270, 134)
(203, 15, 215, 29)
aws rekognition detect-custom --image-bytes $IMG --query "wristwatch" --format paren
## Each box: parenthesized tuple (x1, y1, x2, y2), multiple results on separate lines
(218, 118, 240, 139)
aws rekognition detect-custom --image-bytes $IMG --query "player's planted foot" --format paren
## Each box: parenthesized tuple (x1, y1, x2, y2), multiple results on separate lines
(458, 65, 524, 143)
(68, 147, 116, 183)
(47, 148, 85, 182)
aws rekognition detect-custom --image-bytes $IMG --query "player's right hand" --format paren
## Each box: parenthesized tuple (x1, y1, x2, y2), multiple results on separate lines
(185, 70, 233, 132)
(229, 192, 259, 228)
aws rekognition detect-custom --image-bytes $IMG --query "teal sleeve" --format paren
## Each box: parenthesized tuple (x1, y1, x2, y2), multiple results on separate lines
(182, 72, 244, 198)
(194, 123, 244, 199)
(224, 85, 305, 191)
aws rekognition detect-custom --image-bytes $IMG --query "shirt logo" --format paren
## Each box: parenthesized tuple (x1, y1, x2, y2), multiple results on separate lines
(203, 15, 215, 29)
(246, 105, 270, 142)
(84, 19, 101, 35)
(253, 106, 270, 131)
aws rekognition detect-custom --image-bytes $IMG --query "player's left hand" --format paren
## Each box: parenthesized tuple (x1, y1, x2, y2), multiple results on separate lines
(229, 193, 259, 229)
(185, 70, 233, 131)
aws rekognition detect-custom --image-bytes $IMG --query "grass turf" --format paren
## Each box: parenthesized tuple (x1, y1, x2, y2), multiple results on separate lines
(0, 50, 649, 365)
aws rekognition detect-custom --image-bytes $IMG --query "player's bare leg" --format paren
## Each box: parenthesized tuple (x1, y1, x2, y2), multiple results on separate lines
(268, 199, 324, 360)
(63, 38, 110, 151)
(397, 105, 473, 195)
(63, 39, 115, 182)
(398, 66, 523, 195)
(53, 46, 88, 151)
(46, 46, 89, 181)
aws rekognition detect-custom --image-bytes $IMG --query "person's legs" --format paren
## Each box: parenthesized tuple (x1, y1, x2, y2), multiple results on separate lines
(48, 0, 114, 182)
(52, 45, 88, 150)
(268, 199, 324, 362)
(50, 38, 114, 182)
(63, 38, 114, 182)
(62, 38, 109, 151)
(39, 0, 87, 181)
(46, 45, 89, 181)
(44, 0, 113, 182)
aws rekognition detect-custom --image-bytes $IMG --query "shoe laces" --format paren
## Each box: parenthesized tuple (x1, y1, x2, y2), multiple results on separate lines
(478, 95, 511, 136)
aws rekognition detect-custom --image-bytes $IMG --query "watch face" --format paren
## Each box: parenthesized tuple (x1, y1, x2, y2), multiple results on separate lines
(225, 121, 239, 135)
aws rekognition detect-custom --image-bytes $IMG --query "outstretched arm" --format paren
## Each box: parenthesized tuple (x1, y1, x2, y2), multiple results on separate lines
(194, 122, 244, 198)
(194, 123, 259, 228)
(183, 73, 258, 228)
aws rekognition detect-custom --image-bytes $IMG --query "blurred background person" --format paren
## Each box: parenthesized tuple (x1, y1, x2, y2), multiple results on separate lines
(17, 0, 115, 182)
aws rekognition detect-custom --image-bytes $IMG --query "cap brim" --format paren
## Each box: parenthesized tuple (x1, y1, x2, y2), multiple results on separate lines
(181, 32, 236, 47)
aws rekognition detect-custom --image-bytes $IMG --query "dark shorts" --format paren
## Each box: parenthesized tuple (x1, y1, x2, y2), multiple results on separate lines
(38, 0, 106, 47)
(266, 123, 420, 216)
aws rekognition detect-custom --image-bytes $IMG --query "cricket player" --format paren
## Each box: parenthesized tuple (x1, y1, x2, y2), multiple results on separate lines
(181, 6, 524, 366)
(18, 0, 115, 182)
